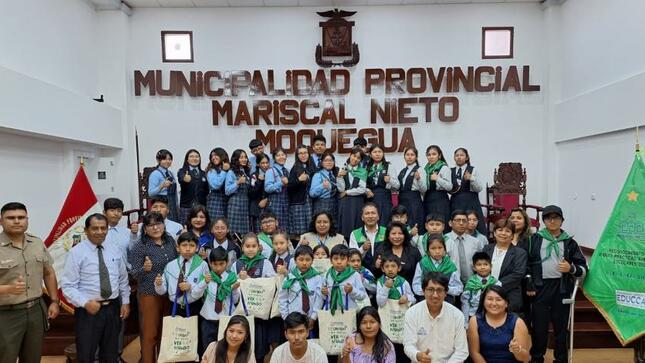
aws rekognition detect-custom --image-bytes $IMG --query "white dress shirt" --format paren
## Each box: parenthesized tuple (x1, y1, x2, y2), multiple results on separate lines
(445, 231, 484, 284)
(403, 301, 468, 363)
(61, 240, 130, 308)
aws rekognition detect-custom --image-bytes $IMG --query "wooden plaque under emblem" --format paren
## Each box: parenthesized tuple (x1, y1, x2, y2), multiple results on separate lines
(316, 9, 360, 67)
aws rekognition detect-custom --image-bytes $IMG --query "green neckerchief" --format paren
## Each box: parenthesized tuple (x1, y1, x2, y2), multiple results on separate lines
(419, 255, 457, 275)
(359, 266, 375, 283)
(352, 226, 387, 247)
(327, 267, 355, 314)
(464, 274, 497, 294)
(175, 256, 203, 278)
(378, 275, 405, 299)
(283, 267, 319, 294)
(257, 232, 273, 249)
(424, 160, 446, 186)
(368, 162, 385, 178)
(207, 271, 238, 302)
(238, 254, 265, 271)
(348, 166, 368, 182)
(537, 228, 570, 261)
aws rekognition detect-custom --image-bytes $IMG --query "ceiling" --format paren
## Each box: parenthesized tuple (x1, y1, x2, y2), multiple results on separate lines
(118, 0, 543, 8)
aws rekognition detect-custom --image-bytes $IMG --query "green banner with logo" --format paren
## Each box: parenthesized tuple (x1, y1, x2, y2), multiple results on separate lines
(583, 150, 645, 345)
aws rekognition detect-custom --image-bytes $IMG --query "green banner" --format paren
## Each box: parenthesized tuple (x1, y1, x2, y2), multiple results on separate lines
(583, 151, 645, 345)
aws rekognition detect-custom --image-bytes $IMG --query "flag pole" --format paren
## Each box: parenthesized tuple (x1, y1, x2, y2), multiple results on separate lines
(636, 125, 640, 153)
(135, 127, 144, 211)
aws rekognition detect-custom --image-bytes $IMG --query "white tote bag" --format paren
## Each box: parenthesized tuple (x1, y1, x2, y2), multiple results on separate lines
(234, 277, 276, 320)
(158, 295, 199, 362)
(317, 294, 356, 355)
(378, 298, 410, 344)
(269, 275, 284, 319)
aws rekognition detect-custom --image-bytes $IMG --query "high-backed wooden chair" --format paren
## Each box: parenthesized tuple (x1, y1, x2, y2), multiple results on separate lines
(484, 162, 542, 232)
(124, 166, 157, 225)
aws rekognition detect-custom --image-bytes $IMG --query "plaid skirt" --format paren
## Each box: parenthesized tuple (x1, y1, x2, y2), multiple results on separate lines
(178, 207, 192, 226)
(268, 192, 289, 233)
(369, 188, 393, 226)
(338, 195, 365, 240)
(312, 196, 338, 226)
(166, 191, 180, 223)
(206, 191, 227, 220)
(227, 190, 250, 235)
(288, 200, 312, 235)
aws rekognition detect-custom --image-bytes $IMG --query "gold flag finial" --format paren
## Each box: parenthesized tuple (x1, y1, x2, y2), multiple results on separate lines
(79, 156, 85, 167)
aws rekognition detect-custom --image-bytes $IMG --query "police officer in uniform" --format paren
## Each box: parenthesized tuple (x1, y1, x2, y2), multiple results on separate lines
(0, 202, 60, 363)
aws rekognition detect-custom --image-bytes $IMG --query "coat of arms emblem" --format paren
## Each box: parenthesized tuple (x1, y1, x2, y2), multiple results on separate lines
(315, 9, 360, 67)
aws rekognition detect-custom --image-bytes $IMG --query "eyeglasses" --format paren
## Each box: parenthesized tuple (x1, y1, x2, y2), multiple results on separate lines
(544, 215, 562, 221)
(424, 287, 446, 296)
(452, 218, 467, 224)
(261, 220, 276, 225)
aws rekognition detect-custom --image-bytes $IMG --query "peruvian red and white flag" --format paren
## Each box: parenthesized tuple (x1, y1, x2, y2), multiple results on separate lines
(44, 165, 102, 312)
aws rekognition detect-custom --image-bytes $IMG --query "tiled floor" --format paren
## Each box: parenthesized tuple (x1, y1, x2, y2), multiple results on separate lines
(42, 343, 633, 363)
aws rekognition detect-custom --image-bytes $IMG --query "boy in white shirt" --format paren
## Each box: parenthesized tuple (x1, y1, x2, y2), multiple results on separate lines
(155, 232, 209, 317)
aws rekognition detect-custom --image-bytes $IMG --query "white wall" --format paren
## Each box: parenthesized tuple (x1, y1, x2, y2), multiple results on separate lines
(128, 2, 548, 207)
(546, 0, 645, 248)
(0, 1, 129, 236)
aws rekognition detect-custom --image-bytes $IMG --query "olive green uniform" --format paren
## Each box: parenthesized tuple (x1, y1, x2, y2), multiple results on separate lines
(0, 231, 52, 363)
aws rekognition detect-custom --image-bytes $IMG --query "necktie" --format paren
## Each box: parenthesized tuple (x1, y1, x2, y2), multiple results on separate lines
(177, 259, 188, 298)
(482, 278, 487, 285)
(328, 171, 336, 197)
(97, 245, 112, 300)
(214, 274, 223, 313)
(302, 290, 310, 313)
(457, 167, 463, 179)
(457, 236, 469, 283)
(276, 257, 285, 267)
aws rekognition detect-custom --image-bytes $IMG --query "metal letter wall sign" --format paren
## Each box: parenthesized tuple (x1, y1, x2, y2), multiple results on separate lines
(316, 9, 360, 68)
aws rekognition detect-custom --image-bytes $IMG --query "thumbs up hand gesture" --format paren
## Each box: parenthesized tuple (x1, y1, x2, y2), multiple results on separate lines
(557, 259, 572, 273)
(10, 275, 26, 295)
(417, 349, 432, 363)
(509, 337, 522, 354)
(154, 273, 162, 287)
(410, 224, 419, 237)
(143, 256, 153, 272)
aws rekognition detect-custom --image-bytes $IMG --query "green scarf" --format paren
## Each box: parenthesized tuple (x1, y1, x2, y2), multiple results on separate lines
(257, 232, 273, 249)
(367, 162, 385, 179)
(378, 275, 405, 300)
(537, 228, 570, 261)
(352, 226, 387, 247)
(465, 273, 497, 294)
(207, 271, 238, 302)
(327, 267, 355, 314)
(283, 267, 319, 294)
(238, 254, 265, 271)
(419, 255, 457, 275)
(424, 160, 446, 186)
(348, 166, 368, 182)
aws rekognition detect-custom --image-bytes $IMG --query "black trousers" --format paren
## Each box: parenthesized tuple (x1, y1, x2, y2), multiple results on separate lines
(530, 279, 570, 363)
(75, 301, 122, 363)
